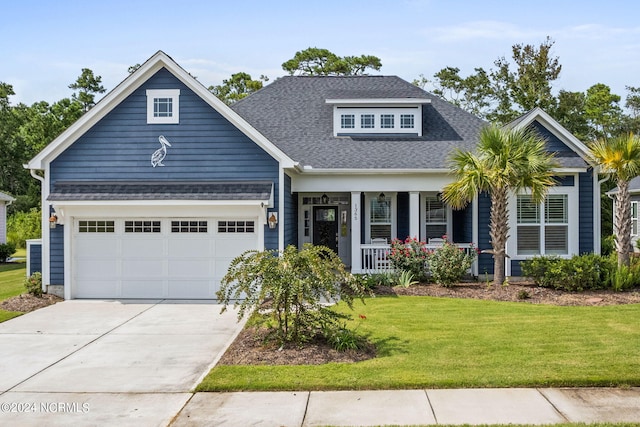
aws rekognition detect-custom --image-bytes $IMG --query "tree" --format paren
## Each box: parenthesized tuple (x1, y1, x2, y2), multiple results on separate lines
(282, 47, 381, 76)
(68, 68, 106, 112)
(551, 90, 590, 141)
(442, 125, 558, 285)
(584, 83, 623, 139)
(208, 72, 268, 105)
(428, 37, 561, 124)
(588, 133, 640, 267)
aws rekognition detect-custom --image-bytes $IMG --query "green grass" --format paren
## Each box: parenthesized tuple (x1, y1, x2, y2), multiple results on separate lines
(0, 258, 27, 322)
(197, 296, 640, 391)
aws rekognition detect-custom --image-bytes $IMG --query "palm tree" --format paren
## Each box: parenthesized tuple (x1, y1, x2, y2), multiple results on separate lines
(589, 133, 640, 267)
(442, 124, 558, 285)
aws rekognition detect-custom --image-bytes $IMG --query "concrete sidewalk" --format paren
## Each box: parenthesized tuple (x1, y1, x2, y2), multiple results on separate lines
(172, 387, 640, 426)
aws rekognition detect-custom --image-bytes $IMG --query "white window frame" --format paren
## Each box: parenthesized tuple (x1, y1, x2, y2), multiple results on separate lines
(420, 193, 452, 241)
(146, 89, 180, 124)
(508, 183, 578, 261)
(332, 107, 422, 136)
(364, 192, 396, 243)
(632, 201, 639, 237)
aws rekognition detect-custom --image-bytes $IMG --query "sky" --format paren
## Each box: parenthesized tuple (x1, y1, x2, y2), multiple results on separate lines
(2, 0, 639, 106)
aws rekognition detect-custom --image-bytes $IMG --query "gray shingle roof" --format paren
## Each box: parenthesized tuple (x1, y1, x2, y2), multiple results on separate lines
(0, 192, 14, 202)
(48, 181, 273, 201)
(231, 76, 486, 169)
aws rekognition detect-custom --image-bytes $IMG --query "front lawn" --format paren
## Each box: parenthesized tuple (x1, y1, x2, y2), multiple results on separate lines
(198, 296, 640, 391)
(0, 259, 27, 322)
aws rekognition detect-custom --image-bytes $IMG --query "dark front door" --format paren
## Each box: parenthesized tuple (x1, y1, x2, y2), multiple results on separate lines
(313, 206, 338, 253)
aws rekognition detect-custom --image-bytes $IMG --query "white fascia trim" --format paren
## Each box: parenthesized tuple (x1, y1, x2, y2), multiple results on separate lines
(27, 51, 296, 170)
(296, 168, 450, 175)
(50, 200, 271, 208)
(509, 107, 594, 163)
(326, 98, 431, 105)
(554, 167, 588, 173)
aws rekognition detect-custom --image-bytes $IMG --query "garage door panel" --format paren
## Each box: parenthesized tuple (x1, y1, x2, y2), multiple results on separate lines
(74, 217, 259, 299)
(121, 239, 165, 257)
(167, 280, 214, 299)
(121, 280, 165, 298)
(168, 259, 211, 277)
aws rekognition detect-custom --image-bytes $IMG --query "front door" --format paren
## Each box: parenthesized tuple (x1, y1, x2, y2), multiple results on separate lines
(313, 206, 338, 253)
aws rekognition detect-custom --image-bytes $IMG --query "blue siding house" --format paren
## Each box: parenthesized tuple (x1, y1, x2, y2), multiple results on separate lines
(27, 52, 600, 299)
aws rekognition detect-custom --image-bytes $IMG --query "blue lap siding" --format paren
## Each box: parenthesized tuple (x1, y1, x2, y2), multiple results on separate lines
(48, 67, 280, 284)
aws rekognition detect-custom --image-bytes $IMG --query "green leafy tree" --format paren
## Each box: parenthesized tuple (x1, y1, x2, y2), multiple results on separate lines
(7, 208, 41, 248)
(588, 133, 640, 267)
(217, 244, 365, 346)
(69, 68, 106, 112)
(442, 125, 558, 285)
(208, 72, 268, 105)
(282, 47, 381, 76)
(584, 83, 623, 139)
(430, 67, 492, 118)
(551, 90, 590, 141)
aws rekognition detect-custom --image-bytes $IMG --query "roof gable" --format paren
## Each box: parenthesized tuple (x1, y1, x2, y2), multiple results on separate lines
(27, 51, 294, 170)
(507, 107, 593, 167)
(0, 192, 14, 203)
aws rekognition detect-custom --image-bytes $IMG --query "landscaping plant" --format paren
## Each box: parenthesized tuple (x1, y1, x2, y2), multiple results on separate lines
(521, 254, 615, 291)
(0, 243, 16, 263)
(389, 237, 429, 280)
(427, 239, 477, 287)
(24, 271, 42, 297)
(217, 244, 366, 346)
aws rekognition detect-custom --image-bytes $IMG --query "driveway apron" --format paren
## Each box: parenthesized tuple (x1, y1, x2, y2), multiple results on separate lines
(0, 300, 243, 426)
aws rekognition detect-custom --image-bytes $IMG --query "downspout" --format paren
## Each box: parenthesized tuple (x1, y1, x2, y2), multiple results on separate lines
(28, 168, 47, 292)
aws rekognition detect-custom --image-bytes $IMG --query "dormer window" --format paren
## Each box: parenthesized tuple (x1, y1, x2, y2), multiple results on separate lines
(326, 98, 429, 136)
(146, 89, 180, 124)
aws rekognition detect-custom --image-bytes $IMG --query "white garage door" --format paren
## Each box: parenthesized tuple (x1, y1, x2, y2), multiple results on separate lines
(72, 218, 258, 299)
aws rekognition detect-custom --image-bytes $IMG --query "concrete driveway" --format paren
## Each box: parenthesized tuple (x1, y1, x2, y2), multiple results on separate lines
(0, 300, 243, 426)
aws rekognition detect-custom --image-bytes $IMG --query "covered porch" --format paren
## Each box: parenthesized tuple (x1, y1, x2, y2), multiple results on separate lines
(295, 189, 478, 275)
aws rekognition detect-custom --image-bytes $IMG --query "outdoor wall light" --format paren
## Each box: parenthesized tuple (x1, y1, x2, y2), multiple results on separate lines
(268, 212, 278, 229)
(321, 193, 329, 204)
(378, 192, 386, 203)
(49, 214, 58, 229)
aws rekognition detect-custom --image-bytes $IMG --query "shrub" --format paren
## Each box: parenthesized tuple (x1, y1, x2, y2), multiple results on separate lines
(352, 272, 394, 290)
(395, 270, 418, 288)
(606, 257, 640, 292)
(24, 272, 43, 297)
(427, 239, 477, 287)
(601, 234, 615, 256)
(389, 237, 429, 280)
(0, 242, 16, 262)
(217, 244, 366, 346)
(521, 254, 615, 291)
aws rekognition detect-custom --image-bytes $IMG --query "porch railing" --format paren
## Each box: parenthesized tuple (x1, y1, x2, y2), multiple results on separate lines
(360, 243, 477, 275)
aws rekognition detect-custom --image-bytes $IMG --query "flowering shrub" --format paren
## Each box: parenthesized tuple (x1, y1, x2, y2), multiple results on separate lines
(427, 238, 477, 287)
(24, 272, 43, 297)
(389, 237, 429, 281)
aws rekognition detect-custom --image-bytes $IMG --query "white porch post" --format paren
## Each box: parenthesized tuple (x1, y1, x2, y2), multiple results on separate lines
(351, 192, 362, 273)
(409, 191, 420, 238)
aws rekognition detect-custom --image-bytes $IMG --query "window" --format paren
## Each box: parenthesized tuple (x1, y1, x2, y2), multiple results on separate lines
(146, 89, 180, 124)
(218, 220, 255, 233)
(517, 194, 568, 255)
(380, 114, 394, 129)
(400, 114, 415, 129)
(341, 114, 355, 129)
(125, 220, 161, 233)
(369, 197, 392, 240)
(78, 220, 115, 233)
(632, 201, 638, 237)
(425, 195, 447, 240)
(361, 114, 375, 128)
(171, 220, 207, 233)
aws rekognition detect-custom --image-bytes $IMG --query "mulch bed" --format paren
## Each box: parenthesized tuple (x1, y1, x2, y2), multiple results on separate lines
(0, 293, 62, 313)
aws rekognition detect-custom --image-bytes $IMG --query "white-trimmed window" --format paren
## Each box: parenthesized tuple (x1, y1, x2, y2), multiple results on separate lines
(146, 89, 180, 124)
(171, 220, 207, 233)
(78, 220, 115, 233)
(361, 114, 375, 128)
(424, 195, 448, 240)
(218, 220, 255, 233)
(125, 220, 161, 233)
(632, 201, 639, 236)
(341, 114, 355, 129)
(366, 193, 395, 242)
(517, 194, 568, 255)
(380, 114, 394, 129)
(400, 114, 415, 129)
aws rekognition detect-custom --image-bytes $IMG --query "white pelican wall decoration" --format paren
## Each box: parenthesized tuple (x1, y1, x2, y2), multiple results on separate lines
(151, 135, 171, 167)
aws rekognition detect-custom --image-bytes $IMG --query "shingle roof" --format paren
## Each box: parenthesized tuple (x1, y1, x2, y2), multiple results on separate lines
(48, 181, 273, 201)
(231, 76, 486, 169)
(0, 192, 14, 202)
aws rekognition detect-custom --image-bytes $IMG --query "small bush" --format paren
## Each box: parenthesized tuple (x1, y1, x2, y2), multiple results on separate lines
(606, 258, 640, 292)
(427, 239, 477, 287)
(0, 242, 16, 262)
(24, 272, 43, 297)
(389, 237, 429, 281)
(517, 290, 531, 300)
(521, 254, 615, 291)
(352, 272, 394, 290)
(395, 270, 418, 288)
(601, 234, 615, 256)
